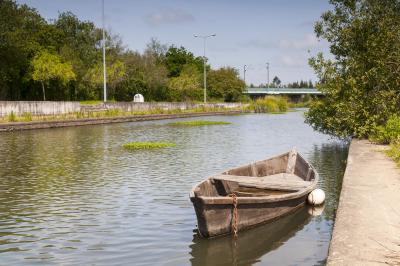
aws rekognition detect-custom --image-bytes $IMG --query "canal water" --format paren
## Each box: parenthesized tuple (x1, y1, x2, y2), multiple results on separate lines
(0, 111, 348, 265)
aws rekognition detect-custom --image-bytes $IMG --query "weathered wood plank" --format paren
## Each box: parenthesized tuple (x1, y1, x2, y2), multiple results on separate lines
(212, 173, 310, 191)
(238, 181, 311, 191)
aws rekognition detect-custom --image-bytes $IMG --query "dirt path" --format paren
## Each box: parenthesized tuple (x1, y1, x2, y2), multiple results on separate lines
(327, 139, 400, 265)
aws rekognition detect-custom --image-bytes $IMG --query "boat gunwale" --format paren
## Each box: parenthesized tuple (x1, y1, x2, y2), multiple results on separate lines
(189, 150, 319, 205)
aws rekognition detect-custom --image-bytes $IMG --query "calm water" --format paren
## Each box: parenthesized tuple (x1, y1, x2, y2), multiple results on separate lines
(0, 111, 348, 265)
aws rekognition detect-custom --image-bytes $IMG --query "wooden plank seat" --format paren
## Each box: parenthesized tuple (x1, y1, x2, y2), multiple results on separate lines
(212, 173, 312, 192)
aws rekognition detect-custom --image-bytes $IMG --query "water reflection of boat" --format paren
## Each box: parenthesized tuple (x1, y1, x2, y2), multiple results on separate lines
(189, 207, 312, 266)
(190, 150, 318, 237)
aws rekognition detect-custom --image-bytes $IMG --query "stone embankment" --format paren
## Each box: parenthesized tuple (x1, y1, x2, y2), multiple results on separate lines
(327, 140, 400, 265)
(0, 111, 241, 132)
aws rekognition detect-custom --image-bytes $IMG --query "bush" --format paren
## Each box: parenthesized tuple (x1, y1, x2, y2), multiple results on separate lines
(248, 96, 288, 113)
(386, 140, 400, 166)
(370, 115, 400, 144)
(370, 115, 400, 166)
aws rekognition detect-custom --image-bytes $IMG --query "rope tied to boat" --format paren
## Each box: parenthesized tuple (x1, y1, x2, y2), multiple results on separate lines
(229, 193, 238, 237)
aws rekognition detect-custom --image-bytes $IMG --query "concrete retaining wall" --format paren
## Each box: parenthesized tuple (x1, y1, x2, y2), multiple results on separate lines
(0, 101, 244, 117)
(0, 111, 241, 132)
(0, 101, 80, 117)
(102, 102, 244, 112)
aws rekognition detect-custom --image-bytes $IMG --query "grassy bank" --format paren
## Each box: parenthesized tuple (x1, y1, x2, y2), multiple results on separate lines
(0, 106, 242, 124)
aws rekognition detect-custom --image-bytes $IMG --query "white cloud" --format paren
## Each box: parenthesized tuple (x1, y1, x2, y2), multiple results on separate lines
(145, 8, 194, 26)
(280, 34, 319, 50)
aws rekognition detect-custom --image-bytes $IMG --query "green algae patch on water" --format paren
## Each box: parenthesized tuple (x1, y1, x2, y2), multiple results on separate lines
(167, 120, 231, 126)
(122, 142, 176, 150)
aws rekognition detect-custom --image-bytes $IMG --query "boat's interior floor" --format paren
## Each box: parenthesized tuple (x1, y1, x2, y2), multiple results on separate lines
(212, 173, 312, 192)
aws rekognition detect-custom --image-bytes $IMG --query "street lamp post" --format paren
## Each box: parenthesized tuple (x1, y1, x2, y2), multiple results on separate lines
(102, 0, 107, 102)
(266, 62, 270, 88)
(243, 65, 248, 86)
(194, 34, 216, 103)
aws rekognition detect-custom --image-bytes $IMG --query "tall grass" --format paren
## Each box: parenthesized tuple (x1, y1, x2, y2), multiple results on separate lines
(247, 96, 288, 113)
(7, 111, 16, 122)
(22, 112, 32, 122)
(386, 141, 400, 166)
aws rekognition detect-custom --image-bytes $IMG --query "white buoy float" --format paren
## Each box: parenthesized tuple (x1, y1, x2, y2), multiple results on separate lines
(307, 188, 325, 206)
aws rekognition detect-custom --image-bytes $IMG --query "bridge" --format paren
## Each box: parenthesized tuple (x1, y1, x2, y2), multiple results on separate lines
(243, 87, 323, 101)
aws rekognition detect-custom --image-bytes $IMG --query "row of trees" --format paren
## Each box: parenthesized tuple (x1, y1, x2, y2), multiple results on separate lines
(250, 78, 314, 88)
(0, 0, 245, 102)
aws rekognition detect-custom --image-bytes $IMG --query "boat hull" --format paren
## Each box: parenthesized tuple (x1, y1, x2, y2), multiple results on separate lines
(191, 195, 307, 238)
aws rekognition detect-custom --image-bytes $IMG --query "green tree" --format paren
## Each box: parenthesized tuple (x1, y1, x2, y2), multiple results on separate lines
(84, 60, 126, 100)
(145, 38, 168, 64)
(306, 0, 400, 137)
(0, 0, 45, 100)
(272, 76, 281, 87)
(208, 67, 245, 102)
(31, 51, 76, 100)
(168, 65, 202, 101)
(165, 46, 203, 77)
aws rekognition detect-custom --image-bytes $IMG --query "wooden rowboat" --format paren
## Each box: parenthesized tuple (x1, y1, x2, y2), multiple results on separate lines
(189, 150, 318, 238)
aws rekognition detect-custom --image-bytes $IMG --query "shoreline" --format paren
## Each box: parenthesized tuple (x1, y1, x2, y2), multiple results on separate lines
(327, 139, 400, 265)
(0, 110, 242, 132)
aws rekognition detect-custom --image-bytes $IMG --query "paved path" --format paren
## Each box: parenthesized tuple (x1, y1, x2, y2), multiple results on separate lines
(327, 140, 400, 265)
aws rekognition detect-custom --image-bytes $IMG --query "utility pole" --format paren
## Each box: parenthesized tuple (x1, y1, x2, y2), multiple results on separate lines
(102, 0, 107, 102)
(194, 34, 216, 103)
(244, 65, 248, 86)
(266, 62, 270, 88)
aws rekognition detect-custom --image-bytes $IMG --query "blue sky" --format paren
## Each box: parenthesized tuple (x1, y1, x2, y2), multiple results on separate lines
(17, 0, 332, 85)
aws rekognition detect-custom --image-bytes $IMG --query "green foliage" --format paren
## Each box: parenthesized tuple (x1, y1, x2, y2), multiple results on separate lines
(207, 67, 245, 102)
(0, 1, 246, 102)
(7, 111, 16, 122)
(248, 96, 289, 113)
(0, 0, 45, 100)
(272, 76, 281, 87)
(287, 80, 314, 88)
(165, 46, 203, 77)
(385, 141, 400, 167)
(306, 0, 400, 138)
(104, 109, 121, 117)
(168, 65, 202, 101)
(31, 50, 76, 100)
(22, 112, 32, 122)
(167, 120, 231, 126)
(122, 142, 176, 150)
(370, 115, 400, 144)
(84, 60, 126, 100)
